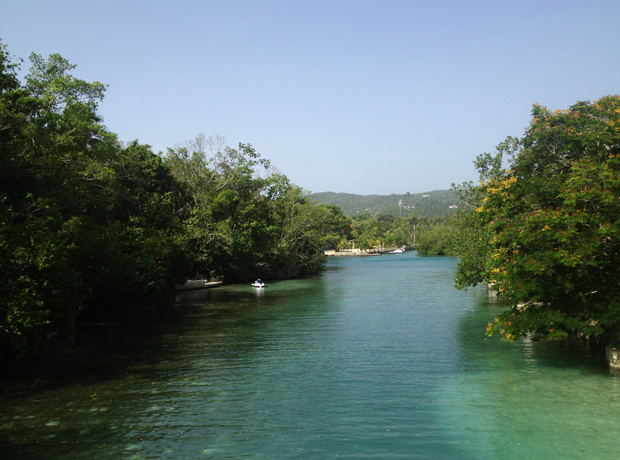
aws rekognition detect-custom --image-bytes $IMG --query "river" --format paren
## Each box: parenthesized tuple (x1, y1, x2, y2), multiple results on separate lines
(1, 252, 619, 459)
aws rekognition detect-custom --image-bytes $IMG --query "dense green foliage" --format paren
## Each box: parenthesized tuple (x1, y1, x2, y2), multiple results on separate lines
(330, 211, 451, 254)
(163, 136, 349, 280)
(415, 220, 454, 255)
(312, 190, 459, 218)
(315, 190, 458, 255)
(457, 96, 620, 342)
(0, 45, 188, 356)
(450, 137, 523, 288)
(0, 44, 341, 357)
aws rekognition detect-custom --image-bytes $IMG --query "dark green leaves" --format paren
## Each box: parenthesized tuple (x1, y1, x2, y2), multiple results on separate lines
(479, 96, 620, 341)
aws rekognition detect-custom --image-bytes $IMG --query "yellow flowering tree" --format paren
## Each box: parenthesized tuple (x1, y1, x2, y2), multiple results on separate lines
(481, 96, 620, 341)
(451, 136, 522, 288)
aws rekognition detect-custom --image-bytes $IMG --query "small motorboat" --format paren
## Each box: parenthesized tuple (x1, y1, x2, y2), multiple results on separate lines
(386, 249, 404, 254)
(252, 279, 266, 288)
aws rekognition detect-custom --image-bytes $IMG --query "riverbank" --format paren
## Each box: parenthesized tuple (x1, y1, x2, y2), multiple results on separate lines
(175, 279, 223, 291)
(325, 249, 380, 257)
(324, 247, 412, 256)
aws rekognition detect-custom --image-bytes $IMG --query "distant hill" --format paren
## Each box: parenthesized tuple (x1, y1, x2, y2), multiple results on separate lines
(311, 190, 459, 218)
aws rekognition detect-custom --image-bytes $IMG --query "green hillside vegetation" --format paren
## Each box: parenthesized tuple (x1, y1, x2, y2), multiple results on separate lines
(323, 210, 453, 256)
(312, 190, 459, 218)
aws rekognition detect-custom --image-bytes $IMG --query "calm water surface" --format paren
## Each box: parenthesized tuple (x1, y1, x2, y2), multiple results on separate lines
(1, 252, 620, 459)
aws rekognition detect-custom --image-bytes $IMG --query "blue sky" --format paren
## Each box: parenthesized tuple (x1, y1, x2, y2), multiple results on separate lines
(2, 0, 619, 194)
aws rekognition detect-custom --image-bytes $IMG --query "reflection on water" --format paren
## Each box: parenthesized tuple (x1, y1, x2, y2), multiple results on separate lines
(439, 290, 620, 460)
(1, 252, 619, 459)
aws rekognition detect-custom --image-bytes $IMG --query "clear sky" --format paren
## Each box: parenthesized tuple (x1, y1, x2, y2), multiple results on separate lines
(2, 0, 619, 194)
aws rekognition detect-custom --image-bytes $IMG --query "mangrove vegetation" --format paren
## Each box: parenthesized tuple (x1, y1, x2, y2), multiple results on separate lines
(2, 39, 620, 357)
(0, 44, 347, 357)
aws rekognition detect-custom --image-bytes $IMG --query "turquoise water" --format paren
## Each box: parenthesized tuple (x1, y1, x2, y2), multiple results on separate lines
(1, 252, 619, 459)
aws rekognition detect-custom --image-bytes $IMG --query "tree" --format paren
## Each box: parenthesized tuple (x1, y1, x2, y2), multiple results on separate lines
(165, 138, 272, 280)
(0, 43, 350, 357)
(314, 204, 352, 249)
(164, 136, 335, 281)
(0, 48, 112, 355)
(78, 141, 188, 314)
(416, 221, 453, 255)
(0, 46, 186, 356)
(479, 96, 620, 341)
(450, 137, 523, 288)
(265, 187, 332, 277)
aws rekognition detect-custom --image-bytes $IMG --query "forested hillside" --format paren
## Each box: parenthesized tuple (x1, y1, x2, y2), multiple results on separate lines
(312, 190, 458, 218)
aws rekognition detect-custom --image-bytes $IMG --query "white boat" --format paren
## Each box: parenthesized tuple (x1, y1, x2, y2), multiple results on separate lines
(252, 279, 266, 288)
(386, 249, 404, 254)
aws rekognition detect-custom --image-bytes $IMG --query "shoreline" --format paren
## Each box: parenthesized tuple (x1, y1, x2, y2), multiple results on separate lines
(175, 280, 224, 291)
(324, 248, 413, 257)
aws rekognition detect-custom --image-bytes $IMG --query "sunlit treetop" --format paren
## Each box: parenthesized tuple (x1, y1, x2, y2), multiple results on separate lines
(477, 95, 620, 342)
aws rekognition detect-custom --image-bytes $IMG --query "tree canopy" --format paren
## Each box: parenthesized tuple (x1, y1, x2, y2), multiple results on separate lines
(0, 43, 340, 358)
(469, 96, 620, 341)
(0, 44, 189, 356)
